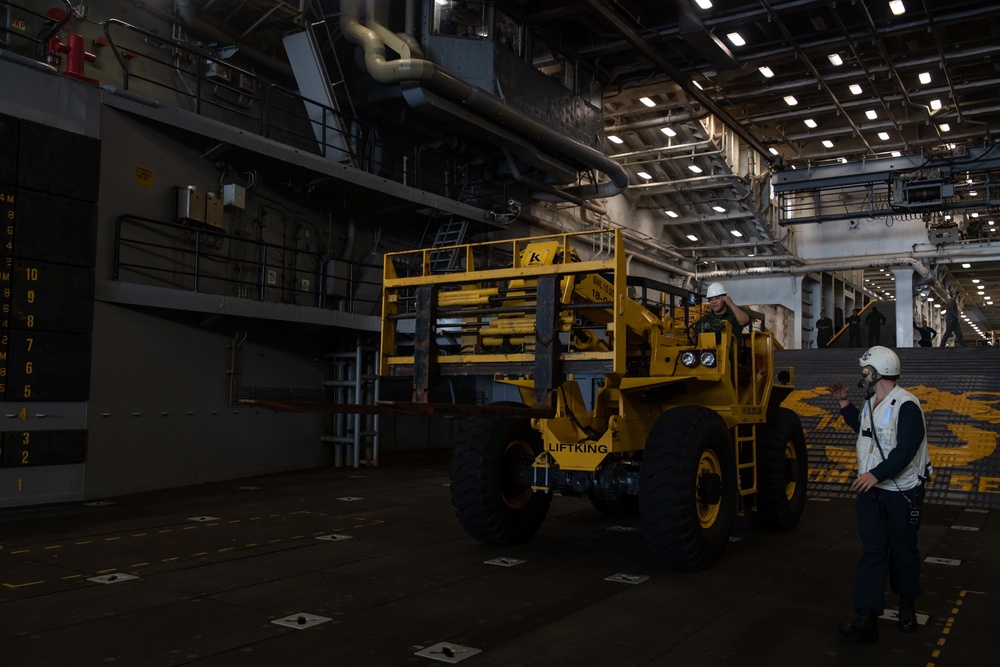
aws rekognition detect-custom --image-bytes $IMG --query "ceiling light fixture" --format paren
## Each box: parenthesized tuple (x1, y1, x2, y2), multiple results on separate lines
(730, 230, 743, 237)
(692, 80, 703, 90)
(962, 263, 972, 268)
(930, 99, 942, 111)
(639, 96, 656, 107)
(840, 157, 848, 163)
(686, 234, 699, 241)
(713, 205, 727, 213)
(769, 147, 779, 156)
(665, 210, 679, 218)
(727, 32, 746, 46)
(878, 132, 890, 140)
(660, 127, 677, 137)
(828, 53, 844, 66)
(822, 140, 834, 148)
(695, 0, 713, 9)
(918, 71, 931, 84)
(689, 164, 703, 173)
(784, 95, 798, 106)
(759, 66, 774, 78)
(890, 1, 906, 16)
(939, 123, 951, 132)
(608, 134, 624, 144)
(891, 150, 902, 157)
(637, 171, 652, 180)
(865, 109, 878, 120)
(804, 118, 818, 128)
(849, 84, 863, 95)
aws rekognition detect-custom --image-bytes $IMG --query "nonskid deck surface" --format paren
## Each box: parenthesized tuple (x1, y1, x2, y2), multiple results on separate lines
(1, 462, 996, 666)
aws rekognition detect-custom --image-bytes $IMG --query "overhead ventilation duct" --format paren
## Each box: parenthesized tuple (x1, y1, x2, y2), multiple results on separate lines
(338, 0, 628, 203)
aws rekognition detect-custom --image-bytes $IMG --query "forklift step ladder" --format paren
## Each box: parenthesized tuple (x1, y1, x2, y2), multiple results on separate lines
(321, 340, 379, 467)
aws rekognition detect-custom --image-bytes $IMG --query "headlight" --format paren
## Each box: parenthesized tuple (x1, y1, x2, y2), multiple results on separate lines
(680, 351, 699, 368)
(700, 350, 717, 368)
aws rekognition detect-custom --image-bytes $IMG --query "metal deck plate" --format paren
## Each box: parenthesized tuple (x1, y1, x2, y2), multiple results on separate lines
(604, 573, 649, 584)
(484, 557, 525, 567)
(271, 612, 333, 630)
(87, 572, 139, 585)
(315, 533, 353, 542)
(414, 642, 482, 663)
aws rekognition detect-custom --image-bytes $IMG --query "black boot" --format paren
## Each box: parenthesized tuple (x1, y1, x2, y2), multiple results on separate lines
(898, 599, 918, 632)
(840, 612, 879, 644)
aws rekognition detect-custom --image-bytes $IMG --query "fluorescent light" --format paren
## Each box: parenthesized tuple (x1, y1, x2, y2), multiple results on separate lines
(435, 0, 449, 4)
(918, 71, 931, 85)
(637, 171, 652, 180)
(730, 230, 743, 237)
(784, 95, 798, 106)
(640, 96, 656, 107)
(878, 132, 890, 140)
(890, 1, 905, 16)
(939, 123, 951, 132)
(665, 210, 679, 218)
(973, 279, 981, 283)
(962, 263, 971, 268)
(696, 0, 713, 8)
(686, 234, 699, 241)
(930, 99, 942, 110)
(891, 150, 901, 157)
(727, 32, 746, 47)
(759, 66, 774, 78)
(769, 147, 779, 156)
(692, 80, 703, 90)
(866, 109, 878, 120)
(840, 157, 848, 163)
(607, 134, 624, 144)
(849, 83, 863, 95)
(822, 140, 834, 148)
(688, 164, 703, 173)
(713, 205, 726, 213)
(804, 118, 818, 128)
(660, 127, 677, 137)
(828, 53, 844, 66)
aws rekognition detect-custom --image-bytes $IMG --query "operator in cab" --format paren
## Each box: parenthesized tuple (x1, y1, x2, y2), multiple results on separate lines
(704, 282, 750, 334)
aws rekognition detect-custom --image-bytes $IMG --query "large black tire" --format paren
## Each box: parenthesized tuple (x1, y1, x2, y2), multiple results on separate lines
(639, 406, 737, 570)
(753, 407, 808, 530)
(449, 406, 551, 545)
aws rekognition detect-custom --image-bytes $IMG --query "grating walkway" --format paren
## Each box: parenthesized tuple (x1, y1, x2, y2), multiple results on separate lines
(778, 347, 1000, 508)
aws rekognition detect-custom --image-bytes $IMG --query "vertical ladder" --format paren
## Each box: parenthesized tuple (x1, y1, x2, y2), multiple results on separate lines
(735, 423, 758, 496)
(321, 339, 380, 467)
(428, 216, 470, 273)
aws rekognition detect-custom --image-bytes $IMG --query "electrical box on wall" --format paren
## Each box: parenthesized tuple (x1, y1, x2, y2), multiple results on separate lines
(176, 185, 206, 224)
(223, 183, 246, 209)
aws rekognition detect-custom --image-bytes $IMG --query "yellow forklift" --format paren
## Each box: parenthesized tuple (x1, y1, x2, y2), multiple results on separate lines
(380, 229, 806, 570)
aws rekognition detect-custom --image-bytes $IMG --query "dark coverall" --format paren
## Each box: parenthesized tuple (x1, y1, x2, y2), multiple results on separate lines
(865, 309, 886, 346)
(847, 313, 862, 347)
(839, 399, 926, 615)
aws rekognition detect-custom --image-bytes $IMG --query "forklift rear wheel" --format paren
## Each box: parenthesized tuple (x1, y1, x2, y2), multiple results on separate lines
(752, 407, 808, 530)
(450, 405, 551, 545)
(640, 406, 736, 570)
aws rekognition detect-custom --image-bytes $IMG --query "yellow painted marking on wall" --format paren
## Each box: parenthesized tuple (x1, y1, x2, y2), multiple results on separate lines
(290, 535, 305, 540)
(97, 568, 116, 574)
(131, 562, 149, 568)
(158, 529, 172, 534)
(75, 541, 92, 545)
(3, 580, 44, 589)
(205, 523, 219, 527)
(161, 557, 179, 562)
(268, 539, 281, 544)
(182, 526, 196, 531)
(228, 520, 240, 524)
(132, 533, 147, 537)
(218, 548, 234, 553)
(43, 545, 62, 550)
(105, 537, 120, 541)
(62, 574, 82, 580)
(191, 552, 208, 557)
(313, 531, 325, 535)
(10, 549, 30, 554)
(245, 543, 258, 547)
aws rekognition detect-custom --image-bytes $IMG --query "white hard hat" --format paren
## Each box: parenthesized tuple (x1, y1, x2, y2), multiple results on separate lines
(706, 282, 727, 298)
(859, 345, 900, 378)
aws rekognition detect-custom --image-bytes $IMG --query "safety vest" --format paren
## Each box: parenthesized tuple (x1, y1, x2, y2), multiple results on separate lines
(856, 385, 931, 492)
